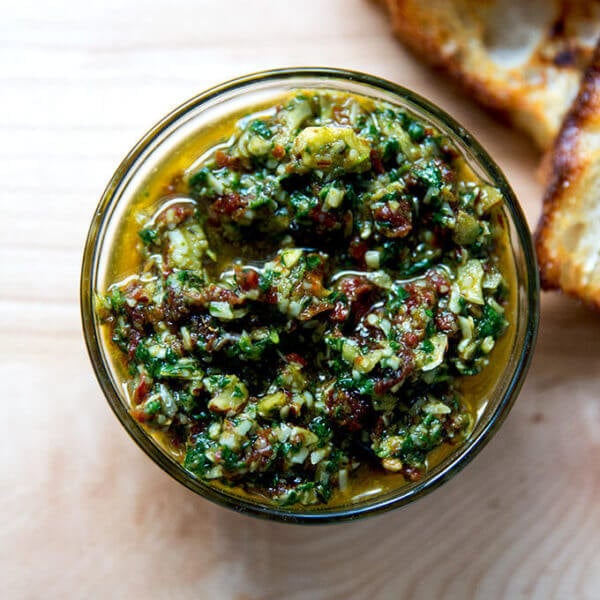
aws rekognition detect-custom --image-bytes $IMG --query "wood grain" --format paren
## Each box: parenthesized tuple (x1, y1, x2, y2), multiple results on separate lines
(1, 1, 598, 598)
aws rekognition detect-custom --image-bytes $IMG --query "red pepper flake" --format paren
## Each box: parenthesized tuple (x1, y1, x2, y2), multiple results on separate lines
(285, 353, 307, 367)
(272, 144, 285, 160)
(214, 149, 241, 170)
(235, 267, 259, 291)
(403, 331, 421, 348)
(316, 159, 333, 169)
(127, 330, 142, 361)
(131, 285, 149, 303)
(131, 407, 151, 423)
(209, 193, 247, 222)
(132, 374, 151, 405)
(215, 150, 229, 168)
(211, 193, 244, 216)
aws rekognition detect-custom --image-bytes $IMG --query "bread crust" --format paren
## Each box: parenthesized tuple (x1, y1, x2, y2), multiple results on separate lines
(384, 0, 600, 150)
(536, 40, 600, 308)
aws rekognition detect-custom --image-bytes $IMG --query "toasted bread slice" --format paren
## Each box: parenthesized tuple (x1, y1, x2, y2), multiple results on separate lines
(383, 0, 600, 150)
(536, 41, 600, 308)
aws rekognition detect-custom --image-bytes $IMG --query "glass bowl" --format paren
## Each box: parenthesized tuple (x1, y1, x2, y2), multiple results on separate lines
(81, 68, 539, 524)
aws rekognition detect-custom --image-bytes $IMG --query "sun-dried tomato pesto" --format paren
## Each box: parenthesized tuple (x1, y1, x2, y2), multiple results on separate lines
(97, 90, 512, 506)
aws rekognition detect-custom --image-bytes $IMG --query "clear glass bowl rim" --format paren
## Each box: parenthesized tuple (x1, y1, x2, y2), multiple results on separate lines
(81, 67, 539, 524)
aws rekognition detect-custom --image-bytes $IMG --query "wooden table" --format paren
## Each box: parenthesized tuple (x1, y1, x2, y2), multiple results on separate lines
(2, 1, 599, 598)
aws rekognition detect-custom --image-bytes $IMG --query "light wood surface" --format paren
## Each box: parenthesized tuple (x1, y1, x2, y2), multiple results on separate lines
(2, 1, 599, 598)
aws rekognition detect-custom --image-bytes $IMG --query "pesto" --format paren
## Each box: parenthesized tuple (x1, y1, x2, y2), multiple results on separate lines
(97, 90, 511, 506)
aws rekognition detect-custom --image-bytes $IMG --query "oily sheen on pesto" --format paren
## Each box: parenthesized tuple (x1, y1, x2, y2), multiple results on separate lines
(97, 90, 510, 507)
